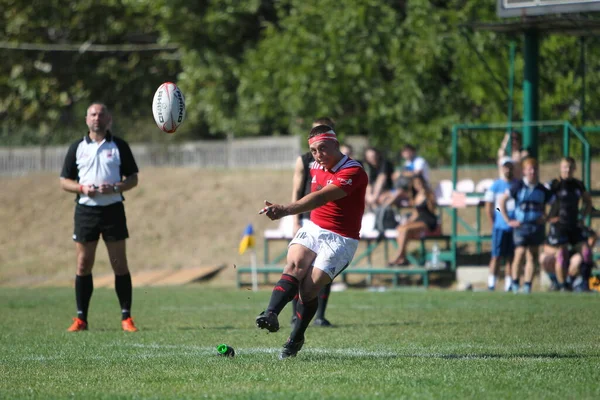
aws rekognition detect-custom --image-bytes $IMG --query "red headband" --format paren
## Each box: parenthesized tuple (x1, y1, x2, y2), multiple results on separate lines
(308, 130, 338, 145)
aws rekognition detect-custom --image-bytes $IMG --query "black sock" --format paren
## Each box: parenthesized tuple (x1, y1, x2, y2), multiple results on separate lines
(581, 262, 592, 280)
(290, 297, 319, 342)
(580, 262, 592, 290)
(266, 274, 299, 315)
(291, 294, 299, 320)
(316, 283, 332, 320)
(115, 273, 132, 320)
(75, 274, 93, 322)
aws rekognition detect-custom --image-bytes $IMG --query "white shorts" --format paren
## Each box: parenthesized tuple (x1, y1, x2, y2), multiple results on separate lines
(289, 220, 359, 279)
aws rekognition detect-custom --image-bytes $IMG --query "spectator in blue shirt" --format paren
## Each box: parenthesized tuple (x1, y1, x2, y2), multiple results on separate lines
(499, 157, 554, 294)
(484, 157, 517, 291)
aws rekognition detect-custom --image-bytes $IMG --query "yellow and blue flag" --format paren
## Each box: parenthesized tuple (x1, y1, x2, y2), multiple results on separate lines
(238, 224, 255, 255)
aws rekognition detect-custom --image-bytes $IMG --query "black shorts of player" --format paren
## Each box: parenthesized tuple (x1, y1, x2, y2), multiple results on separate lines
(546, 223, 584, 247)
(513, 223, 545, 247)
(73, 202, 129, 243)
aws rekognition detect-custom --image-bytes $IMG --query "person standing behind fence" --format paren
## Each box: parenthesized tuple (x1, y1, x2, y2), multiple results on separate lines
(499, 157, 553, 294)
(290, 116, 336, 328)
(484, 157, 517, 292)
(60, 103, 140, 332)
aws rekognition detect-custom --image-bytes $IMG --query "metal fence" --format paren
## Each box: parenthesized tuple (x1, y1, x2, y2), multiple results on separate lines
(0, 136, 301, 175)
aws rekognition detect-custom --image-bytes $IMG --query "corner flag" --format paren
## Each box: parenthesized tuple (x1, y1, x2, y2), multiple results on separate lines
(238, 224, 255, 255)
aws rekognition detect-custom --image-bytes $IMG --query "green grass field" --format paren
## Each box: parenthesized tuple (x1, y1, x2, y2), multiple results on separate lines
(1, 287, 599, 399)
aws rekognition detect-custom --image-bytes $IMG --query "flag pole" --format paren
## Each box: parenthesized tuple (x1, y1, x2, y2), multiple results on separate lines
(250, 249, 258, 292)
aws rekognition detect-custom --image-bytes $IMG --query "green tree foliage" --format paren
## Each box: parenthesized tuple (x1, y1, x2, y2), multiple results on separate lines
(233, 0, 510, 163)
(2, 0, 599, 164)
(145, 0, 279, 138)
(161, 0, 600, 164)
(1, 0, 179, 145)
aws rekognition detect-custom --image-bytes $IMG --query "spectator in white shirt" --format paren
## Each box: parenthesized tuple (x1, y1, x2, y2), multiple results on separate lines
(397, 144, 430, 183)
(381, 144, 430, 206)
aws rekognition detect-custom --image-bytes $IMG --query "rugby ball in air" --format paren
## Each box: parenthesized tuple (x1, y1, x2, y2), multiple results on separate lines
(152, 82, 186, 133)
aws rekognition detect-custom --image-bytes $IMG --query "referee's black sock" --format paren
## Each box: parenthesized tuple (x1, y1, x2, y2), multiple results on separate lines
(75, 274, 93, 322)
(115, 273, 132, 320)
(316, 283, 332, 320)
(266, 274, 299, 315)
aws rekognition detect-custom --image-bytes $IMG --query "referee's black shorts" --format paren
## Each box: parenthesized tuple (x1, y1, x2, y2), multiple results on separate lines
(73, 202, 129, 243)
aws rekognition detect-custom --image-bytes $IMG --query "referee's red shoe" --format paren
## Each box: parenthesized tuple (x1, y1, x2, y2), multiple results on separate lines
(67, 317, 88, 332)
(121, 317, 138, 332)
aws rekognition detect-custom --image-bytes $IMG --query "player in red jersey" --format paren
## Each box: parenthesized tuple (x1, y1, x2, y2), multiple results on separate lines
(256, 124, 368, 359)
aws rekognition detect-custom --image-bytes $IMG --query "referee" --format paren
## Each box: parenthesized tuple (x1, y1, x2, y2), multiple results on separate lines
(60, 103, 140, 332)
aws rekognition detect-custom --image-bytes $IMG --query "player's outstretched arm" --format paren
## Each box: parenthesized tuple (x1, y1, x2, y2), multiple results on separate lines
(260, 185, 347, 220)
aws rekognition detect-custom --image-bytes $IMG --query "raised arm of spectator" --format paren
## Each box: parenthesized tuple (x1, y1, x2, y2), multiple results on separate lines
(497, 132, 510, 160)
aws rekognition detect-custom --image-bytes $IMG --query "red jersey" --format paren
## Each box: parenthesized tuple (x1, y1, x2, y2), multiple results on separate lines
(309, 155, 367, 239)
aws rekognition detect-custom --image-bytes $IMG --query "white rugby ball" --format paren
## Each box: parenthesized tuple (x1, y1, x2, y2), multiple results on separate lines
(152, 82, 186, 133)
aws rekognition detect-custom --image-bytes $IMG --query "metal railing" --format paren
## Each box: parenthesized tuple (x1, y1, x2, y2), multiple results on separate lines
(449, 121, 593, 270)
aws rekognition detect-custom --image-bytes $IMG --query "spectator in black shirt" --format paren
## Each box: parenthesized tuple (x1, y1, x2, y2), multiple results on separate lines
(364, 147, 394, 210)
(546, 157, 593, 290)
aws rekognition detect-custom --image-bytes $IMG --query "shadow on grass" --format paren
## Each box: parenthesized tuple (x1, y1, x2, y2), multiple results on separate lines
(302, 352, 597, 361)
(333, 320, 468, 329)
(177, 325, 239, 331)
(425, 353, 592, 360)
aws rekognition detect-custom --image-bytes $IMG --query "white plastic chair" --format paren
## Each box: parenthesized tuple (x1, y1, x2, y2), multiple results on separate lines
(264, 215, 295, 240)
(435, 179, 454, 200)
(455, 179, 475, 193)
(359, 212, 380, 240)
(475, 178, 495, 194)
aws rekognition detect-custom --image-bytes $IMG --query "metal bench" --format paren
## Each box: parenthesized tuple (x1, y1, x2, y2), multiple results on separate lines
(235, 265, 433, 288)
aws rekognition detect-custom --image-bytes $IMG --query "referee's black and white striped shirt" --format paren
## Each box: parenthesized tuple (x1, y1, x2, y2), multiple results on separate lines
(60, 132, 139, 206)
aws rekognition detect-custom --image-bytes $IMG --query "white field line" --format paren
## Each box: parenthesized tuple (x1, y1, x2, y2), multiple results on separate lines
(17, 342, 595, 362)
(122, 343, 398, 357)
(17, 344, 397, 361)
